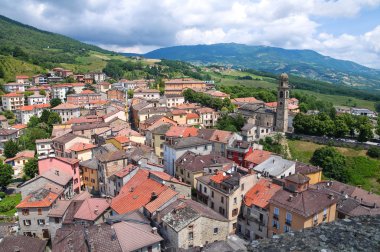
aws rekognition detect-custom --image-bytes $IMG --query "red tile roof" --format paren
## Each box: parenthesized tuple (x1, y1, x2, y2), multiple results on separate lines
(73, 198, 110, 221)
(113, 164, 139, 178)
(244, 178, 282, 209)
(210, 171, 231, 183)
(111, 170, 169, 214)
(16, 75, 29, 79)
(52, 103, 80, 110)
(11, 124, 27, 130)
(65, 115, 103, 125)
(170, 109, 188, 115)
(80, 90, 95, 94)
(5, 150, 35, 163)
(55, 156, 80, 165)
(186, 113, 199, 119)
(165, 126, 198, 138)
(19, 104, 50, 111)
(68, 143, 96, 152)
(2, 92, 23, 97)
(232, 97, 260, 103)
(145, 188, 178, 213)
(244, 149, 272, 166)
(113, 135, 130, 144)
(16, 189, 59, 208)
(196, 107, 215, 114)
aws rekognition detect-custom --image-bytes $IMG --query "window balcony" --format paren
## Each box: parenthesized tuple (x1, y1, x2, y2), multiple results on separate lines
(273, 214, 279, 220)
(285, 219, 292, 226)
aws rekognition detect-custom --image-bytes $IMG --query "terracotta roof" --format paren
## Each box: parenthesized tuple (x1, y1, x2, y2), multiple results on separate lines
(53, 132, 83, 143)
(40, 168, 72, 186)
(113, 221, 163, 251)
(10, 124, 27, 130)
(0, 115, 6, 121)
(68, 142, 96, 152)
(54, 156, 80, 165)
(210, 171, 231, 183)
(232, 97, 260, 103)
(19, 104, 50, 111)
(80, 90, 95, 94)
(5, 150, 35, 163)
(206, 90, 229, 97)
(66, 115, 103, 125)
(16, 188, 59, 208)
(196, 107, 215, 114)
(174, 103, 200, 110)
(117, 128, 142, 137)
(295, 162, 322, 175)
(244, 178, 281, 208)
(113, 164, 139, 178)
(74, 198, 110, 221)
(198, 129, 234, 144)
(16, 75, 29, 79)
(165, 126, 198, 138)
(112, 135, 130, 144)
(72, 122, 110, 131)
(96, 150, 128, 163)
(52, 103, 80, 110)
(165, 78, 204, 84)
(145, 188, 178, 213)
(111, 170, 168, 214)
(0, 128, 18, 136)
(244, 149, 272, 165)
(186, 113, 199, 119)
(265, 101, 299, 110)
(2, 92, 23, 97)
(170, 109, 188, 115)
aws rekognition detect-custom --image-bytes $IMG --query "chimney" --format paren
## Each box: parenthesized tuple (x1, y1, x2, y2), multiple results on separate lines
(151, 192, 158, 202)
(151, 227, 158, 234)
(287, 195, 293, 202)
(129, 187, 134, 192)
(55, 170, 59, 176)
(328, 193, 334, 200)
(94, 207, 99, 215)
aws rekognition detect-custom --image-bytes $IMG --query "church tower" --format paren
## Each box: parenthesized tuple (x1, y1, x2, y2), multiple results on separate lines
(275, 73, 289, 132)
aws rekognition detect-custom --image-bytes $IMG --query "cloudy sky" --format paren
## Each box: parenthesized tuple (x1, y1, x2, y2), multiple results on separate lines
(1, 0, 380, 68)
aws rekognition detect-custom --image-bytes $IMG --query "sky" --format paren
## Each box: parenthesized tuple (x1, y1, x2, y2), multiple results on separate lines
(0, 0, 380, 68)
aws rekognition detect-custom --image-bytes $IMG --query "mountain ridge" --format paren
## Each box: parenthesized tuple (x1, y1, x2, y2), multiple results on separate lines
(137, 43, 380, 89)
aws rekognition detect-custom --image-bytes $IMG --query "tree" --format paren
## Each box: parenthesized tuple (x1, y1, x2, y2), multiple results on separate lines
(0, 161, 13, 189)
(39, 90, 46, 96)
(50, 98, 62, 108)
(4, 139, 19, 159)
(375, 101, 380, 113)
(310, 146, 350, 182)
(127, 89, 134, 99)
(27, 115, 40, 128)
(356, 116, 374, 142)
(40, 109, 51, 124)
(23, 158, 38, 179)
(47, 112, 62, 126)
(83, 83, 96, 92)
(2, 110, 15, 119)
(367, 147, 380, 159)
(334, 118, 349, 138)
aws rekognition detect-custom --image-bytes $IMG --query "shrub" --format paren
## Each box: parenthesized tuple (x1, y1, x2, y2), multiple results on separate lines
(367, 147, 380, 159)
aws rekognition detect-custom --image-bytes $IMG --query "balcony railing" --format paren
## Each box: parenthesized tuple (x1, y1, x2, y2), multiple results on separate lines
(273, 214, 279, 220)
(285, 219, 292, 226)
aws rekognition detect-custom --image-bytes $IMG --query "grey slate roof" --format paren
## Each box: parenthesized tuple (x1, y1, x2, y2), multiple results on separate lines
(0, 235, 47, 252)
(166, 136, 211, 149)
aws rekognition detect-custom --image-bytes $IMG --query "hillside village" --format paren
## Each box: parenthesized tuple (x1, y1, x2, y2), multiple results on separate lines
(0, 67, 379, 252)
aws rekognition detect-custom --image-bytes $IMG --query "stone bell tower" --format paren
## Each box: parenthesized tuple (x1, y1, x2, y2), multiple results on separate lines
(275, 73, 289, 132)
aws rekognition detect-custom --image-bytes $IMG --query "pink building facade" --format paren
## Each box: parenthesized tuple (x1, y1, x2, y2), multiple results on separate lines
(38, 157, 81, 193)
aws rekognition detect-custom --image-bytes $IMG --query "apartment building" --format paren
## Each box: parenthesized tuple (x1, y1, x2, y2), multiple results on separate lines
(1, 93, 25, 111)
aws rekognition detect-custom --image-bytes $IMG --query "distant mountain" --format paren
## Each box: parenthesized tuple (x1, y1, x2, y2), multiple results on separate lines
(142, 43, 380, 90)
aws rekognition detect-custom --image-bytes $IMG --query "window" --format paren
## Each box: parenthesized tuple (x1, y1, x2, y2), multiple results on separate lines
(284, 225, 291, 233)
(233, 197, 237, 204)
(285, 212, 292, 225)
(232, 208, 238, 217)
(211, 202, 214, 209)
(37, 219, 45, 225)
(273, 207, 279, 219)
(203, 187, 207, 193)
(211, 191, 214, 198)
(221, 196, 224, 203)
(233, 222, 237, 230)
(38, 208, 42, 215)
(213, 228, 219, 234)
(199, 184, 202, 192)
(55, 217, 60, 224)
(23, 220, 31, 226)
(323, 208, 327, 221)
(272, 220, 280, 230)
(241, 183, 245, 191)
(148, 246, 153, 252)
(313, 214, 318, 225)
(219, 207, 225, 216)
(188, 232, 193, 240)
(22, 209, 29, 216)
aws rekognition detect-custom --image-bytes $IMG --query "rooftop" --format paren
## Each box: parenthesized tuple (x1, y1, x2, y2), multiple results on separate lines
(52, 103, 80, 110)
(253, 155, 296, 177)
(244, 178, 282, 209)
(67, 142, 96, 152)
(165, 136, 210, 149)
(0, 235, 47, 252)
(244, 149, 272, 166)
(73, 198, 111, 221)
(165, 126, 199, 138)
(176, 151, 234, 172)
(198, 129, 235, 144)
(16, 187, 60, 208)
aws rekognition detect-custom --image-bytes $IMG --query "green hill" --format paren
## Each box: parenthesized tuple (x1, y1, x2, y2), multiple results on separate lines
(143, 43, 380, 90)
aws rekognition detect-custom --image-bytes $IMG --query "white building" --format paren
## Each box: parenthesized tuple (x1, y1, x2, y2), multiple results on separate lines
(163, 137, 212, 176)
(35, 139, 55, 159)
(3, 82, 28, 93)
(351, 108, 377, 118)
(51, 83, 85, 102)
(253, 155, 296, 178)
(1, 93, 25, 111)
(52, 103, 81, 123)
(134, 89, 160, 100)
(164, 94, 185, 108)
(28, 94, 48, 105)
(18, 104, 50, 125)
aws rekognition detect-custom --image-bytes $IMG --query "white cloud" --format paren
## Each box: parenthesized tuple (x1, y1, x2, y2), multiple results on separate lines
(0, 0, 379, 67)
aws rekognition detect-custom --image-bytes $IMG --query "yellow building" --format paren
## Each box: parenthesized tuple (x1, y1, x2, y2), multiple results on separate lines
(150, 124, 172, 158)
(268, 174, 338, 237)
(79, 159, 99, 193)
(67, 142, 96, 161)
(106, 136, 131, 150)
(295, 162, 322, 184)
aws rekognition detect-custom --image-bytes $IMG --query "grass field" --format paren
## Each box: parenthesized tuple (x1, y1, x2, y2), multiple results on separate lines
(288, 139, 380, 194)
(0, 193, 21, 217)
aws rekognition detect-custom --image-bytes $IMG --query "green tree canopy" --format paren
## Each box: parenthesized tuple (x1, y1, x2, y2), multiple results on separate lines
(0, 161, 13, 189)
(27, 115, 40, 128)
(50, 98, 62, 108)
(310, 146, 350, 183)
(47, 112, 62, 126)
(4, 139, 19, 159)
(23, 157, 38, 179)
